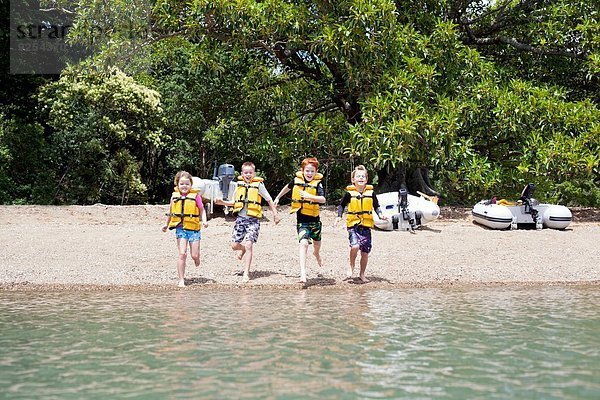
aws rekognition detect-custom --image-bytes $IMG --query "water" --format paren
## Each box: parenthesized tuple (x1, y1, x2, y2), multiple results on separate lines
(1, 286, 598, 399)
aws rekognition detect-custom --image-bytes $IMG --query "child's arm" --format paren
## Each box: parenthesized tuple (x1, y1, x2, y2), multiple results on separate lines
(215, 198, 234, 207)
(300, 181, 326, 204)
(273, 185, 291, 206)
(197, 196, 209, 228)
(259, 183, 281, 224)
(266, 199, 281, 224)
(373, 196, 388, 220)
(201, 208, 208, 227)
(162, 198, 173, 232)
(334, 192, 350, 227)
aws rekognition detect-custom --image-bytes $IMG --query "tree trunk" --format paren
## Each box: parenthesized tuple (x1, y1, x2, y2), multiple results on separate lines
(376, 163, 440, 197)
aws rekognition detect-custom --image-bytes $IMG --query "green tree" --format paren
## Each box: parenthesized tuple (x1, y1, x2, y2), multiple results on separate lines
(39, 67, 167, 204)
(39, 0, 600, 204)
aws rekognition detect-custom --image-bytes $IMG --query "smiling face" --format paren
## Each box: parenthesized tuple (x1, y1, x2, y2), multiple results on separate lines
(240, 165, 256, 183)
(177, 177, 192, 195)
(302, 164, 317, 182)
(351, 168, 368, 190)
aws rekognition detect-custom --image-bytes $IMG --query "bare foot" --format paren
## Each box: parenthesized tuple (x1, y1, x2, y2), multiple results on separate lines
(236, 248, 246, 260)
(242, 273, 250, 283)
(314, 252, 323, 268)
(195, 261, 200, 268)
(178, 279, 185, 288)
(359, 276, 370, 283)
(346, 267, 353, 279)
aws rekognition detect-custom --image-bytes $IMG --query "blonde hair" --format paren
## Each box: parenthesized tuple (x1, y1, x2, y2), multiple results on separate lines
(241, 161, 256, 171)
(351, 165, 368, 180)
(174, 171, 193, 186)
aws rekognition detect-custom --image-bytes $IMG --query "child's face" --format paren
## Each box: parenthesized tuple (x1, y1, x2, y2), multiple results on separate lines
(241, 166, 256, 182)
(352, 171, 368, 187)
(178, 177, 192, 194)
(303, 164, 317, 181)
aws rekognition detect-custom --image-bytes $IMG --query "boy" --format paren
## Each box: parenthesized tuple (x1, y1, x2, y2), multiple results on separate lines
(274, 157, 326, 283)
(335, 165, 387, 282)
(215, 162, 280, 282)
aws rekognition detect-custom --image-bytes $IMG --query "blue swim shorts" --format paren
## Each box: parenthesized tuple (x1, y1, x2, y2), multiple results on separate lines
(347, 225, 372, 253)
(175, 227, 201, 242)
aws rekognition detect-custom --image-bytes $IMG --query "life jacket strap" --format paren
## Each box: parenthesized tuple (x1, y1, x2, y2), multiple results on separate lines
(348, 210, 372, 215)
(167, 212, 200, 218)
(295, 199, 316, 205)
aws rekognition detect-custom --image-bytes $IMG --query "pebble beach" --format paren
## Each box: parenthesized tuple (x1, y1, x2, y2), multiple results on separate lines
(1, 205, 598, 290)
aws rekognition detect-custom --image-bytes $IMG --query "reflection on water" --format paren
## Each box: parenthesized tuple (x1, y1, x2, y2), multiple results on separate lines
(0, 287, 598, 399)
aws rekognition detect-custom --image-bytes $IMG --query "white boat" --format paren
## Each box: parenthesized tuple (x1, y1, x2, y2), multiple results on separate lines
(373, 189, 440, 231)
(472, 184, 572, 230)
(192, 164, 236, 215)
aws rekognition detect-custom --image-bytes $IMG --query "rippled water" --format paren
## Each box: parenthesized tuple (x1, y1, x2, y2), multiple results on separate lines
(1, 286, 598, 399)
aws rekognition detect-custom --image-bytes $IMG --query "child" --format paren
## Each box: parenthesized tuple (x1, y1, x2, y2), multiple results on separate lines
(274, 157, 326, 283)
(335, 165, 387, 283)
(162, 171, 208, 287)
(215, 162, 280, 282)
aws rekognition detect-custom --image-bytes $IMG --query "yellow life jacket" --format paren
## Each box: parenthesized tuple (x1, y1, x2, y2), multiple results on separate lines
(167, 189, 201, 231)
(290, 171, 323, 217)
(233, 177, 264, 218)
(346, 184, 374, 228)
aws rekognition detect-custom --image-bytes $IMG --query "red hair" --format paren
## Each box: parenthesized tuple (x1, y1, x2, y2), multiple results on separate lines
(301, 157, 319, 171)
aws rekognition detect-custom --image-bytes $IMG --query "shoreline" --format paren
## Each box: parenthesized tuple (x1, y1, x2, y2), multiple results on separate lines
(1, 204, 599, 291)
(2, 280, 600, 292)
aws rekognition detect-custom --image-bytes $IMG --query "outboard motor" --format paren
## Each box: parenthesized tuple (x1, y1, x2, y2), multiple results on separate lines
(214, 164, 235, 200)
(520, 183, 536, 202)
(520, 183, 540, 228)
(398, 188, 416, 231)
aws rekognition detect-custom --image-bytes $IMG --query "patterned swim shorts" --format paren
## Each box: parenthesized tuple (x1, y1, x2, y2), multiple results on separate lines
(347, 225, 372, 253)
(297, 221, 322, 243)
(232, 216, 261, 243)
(175, 227, 201, 242)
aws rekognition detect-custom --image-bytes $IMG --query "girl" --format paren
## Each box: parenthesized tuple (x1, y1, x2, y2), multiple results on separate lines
(163, 171, 208, 287)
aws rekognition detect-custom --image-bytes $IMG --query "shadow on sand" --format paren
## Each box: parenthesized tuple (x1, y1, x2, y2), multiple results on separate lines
(186, 277, 217, 285)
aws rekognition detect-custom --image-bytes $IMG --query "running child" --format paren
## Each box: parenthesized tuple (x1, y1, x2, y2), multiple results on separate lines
(335, 165, 387, 282)
(274, 157, 326, 283)
(162, 171, 208, 287)
(215, 162, 280, 282)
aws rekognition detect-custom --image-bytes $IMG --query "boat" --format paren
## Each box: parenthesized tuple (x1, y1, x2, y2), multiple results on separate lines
(373, 189, 440, 231)
(192, 163, 236, 215)
(472, 183, 572, 230)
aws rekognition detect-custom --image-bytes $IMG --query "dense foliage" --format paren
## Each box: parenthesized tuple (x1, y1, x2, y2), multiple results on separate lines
(1, 0, 598, 205)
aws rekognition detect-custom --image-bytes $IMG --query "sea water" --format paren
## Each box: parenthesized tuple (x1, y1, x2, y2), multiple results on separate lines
(0, 286, 598, 399)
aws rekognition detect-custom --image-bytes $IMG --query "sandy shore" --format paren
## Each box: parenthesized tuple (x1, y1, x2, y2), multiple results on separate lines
(1, 205, 598, 290)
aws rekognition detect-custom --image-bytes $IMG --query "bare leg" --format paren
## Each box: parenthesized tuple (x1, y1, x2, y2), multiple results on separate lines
(298, 239, 309, 283)
(231, 242, 246, 260)
(176, 238, 189, 287)
(348, 245, 359, 279)
(313, 240, 323, 267)
(242, 241, 254, 282)
(359, 252, 369, 282)
(190, 240, 200, 268)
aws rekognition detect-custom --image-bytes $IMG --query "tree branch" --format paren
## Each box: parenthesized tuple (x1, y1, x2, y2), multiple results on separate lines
(466, 35, 586, 59)
(273, 102, 338, 127)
